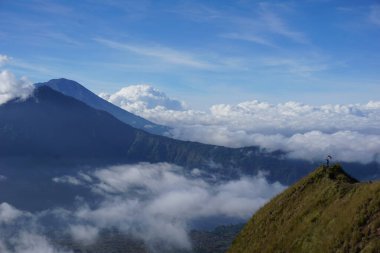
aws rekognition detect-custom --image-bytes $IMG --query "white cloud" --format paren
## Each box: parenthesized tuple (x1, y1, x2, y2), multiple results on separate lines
(0, 163, 285, 252)
(95, 38, 216, 69)
(0, 54, 10, 66)
(0, 70, 34, 105)
(67, 163, 284, 250)
(260, 56, 328, 76)
(177, 2, 307, 45)
(69, 225, 99, 244)
(0, 202, 24, 224)
(1, 232, 72, 253)
(53, 175, 82, 185)
(221, 33, 275, 47)
(249, 131, 380, 163)
(0, 203, 71, 253)
(99, 84, 186, 112)
(20, 162, 284, 251)
(258, 5, 307, 44)
(100, 85, 380, 164)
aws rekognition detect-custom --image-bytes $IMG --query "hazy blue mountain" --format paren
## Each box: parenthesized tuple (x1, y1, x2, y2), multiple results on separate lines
(35, 78, 170, 135)
(0, 86, 378, 183)
(0, 86, 313, 183)
(0, 86, 379, 212)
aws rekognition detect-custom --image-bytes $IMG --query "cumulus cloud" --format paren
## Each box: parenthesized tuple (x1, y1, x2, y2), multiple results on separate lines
(0, 202, 25, 224)
(0, 70, 34, 105)
(1, 163, 285, 252)
(99, 84, 186, 112)
(100, 85, 380, 164)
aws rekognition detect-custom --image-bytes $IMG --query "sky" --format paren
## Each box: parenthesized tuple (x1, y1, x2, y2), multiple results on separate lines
(1, 0, 380, 108)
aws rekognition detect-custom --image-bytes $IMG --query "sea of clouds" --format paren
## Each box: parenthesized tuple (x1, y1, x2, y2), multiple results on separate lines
(100, 85, 380, 164)
(0, 163, 285, 252)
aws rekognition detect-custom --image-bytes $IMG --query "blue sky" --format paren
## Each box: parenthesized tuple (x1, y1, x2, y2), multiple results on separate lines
(1, 0, 380, 108)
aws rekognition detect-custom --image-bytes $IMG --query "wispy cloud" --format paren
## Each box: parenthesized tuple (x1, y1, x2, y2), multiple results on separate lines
(173, 2, 308, 46)
(88, 0, 151, 20)
(9, 59, 53, 75)
(260, 56, 329, 76)
(369, 5, 380, 26)
(258, 6, 308, 44)
(221, 33, 276, 47)
(95, 38, 217, 69)
(16, 0, 73, 16)
(167, 3, 222, 22)
(40, 32, 82, 46)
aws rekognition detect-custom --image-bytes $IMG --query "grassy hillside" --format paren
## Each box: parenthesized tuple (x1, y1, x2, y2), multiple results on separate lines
(228, 164, 380, 253)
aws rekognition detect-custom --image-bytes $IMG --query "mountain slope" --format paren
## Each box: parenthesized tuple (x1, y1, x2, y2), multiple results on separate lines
(0, 85, 138, 159)
(35, 78, 170, 135)
(0, 86, 316, 184)
(228, 165, 380, 253)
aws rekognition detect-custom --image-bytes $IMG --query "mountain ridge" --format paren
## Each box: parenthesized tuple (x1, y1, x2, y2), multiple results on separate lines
(0, 85, 379, 184)
(228, 164, 380, 253)
(35, 78, 170, 135)
(0, 85, 316, 184)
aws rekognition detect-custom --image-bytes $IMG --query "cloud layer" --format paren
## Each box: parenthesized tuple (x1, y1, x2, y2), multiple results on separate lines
(0, 233, 72, 253)
(0, 163, 284, 252)
(61, 163, 284, 250)
(100, 85, 380, 164)
(0, 203, 71, 253)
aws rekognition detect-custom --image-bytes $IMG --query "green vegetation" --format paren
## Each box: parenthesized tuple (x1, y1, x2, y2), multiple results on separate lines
(228, 164, 380, 253)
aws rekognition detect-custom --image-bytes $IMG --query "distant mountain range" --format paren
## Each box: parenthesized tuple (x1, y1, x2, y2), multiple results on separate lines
(0, 84, 379, 183)
(0, 85, 313, 183)
(35, 78, 170, 136)
(0, 83, 379, 212)
(228, 165, 380, 252)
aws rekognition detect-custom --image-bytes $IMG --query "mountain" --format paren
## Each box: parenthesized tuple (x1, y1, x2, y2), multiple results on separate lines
(35, 78, 170, 135)
(228, 165, 380, 253)
(0, 85, 318, 184)
(0, 85, 321, 211)
(0, 86, 379, 183)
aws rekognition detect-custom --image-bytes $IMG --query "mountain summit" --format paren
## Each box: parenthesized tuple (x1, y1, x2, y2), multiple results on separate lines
(35, 78, 170, 135)
(229, 165, 380, 253)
